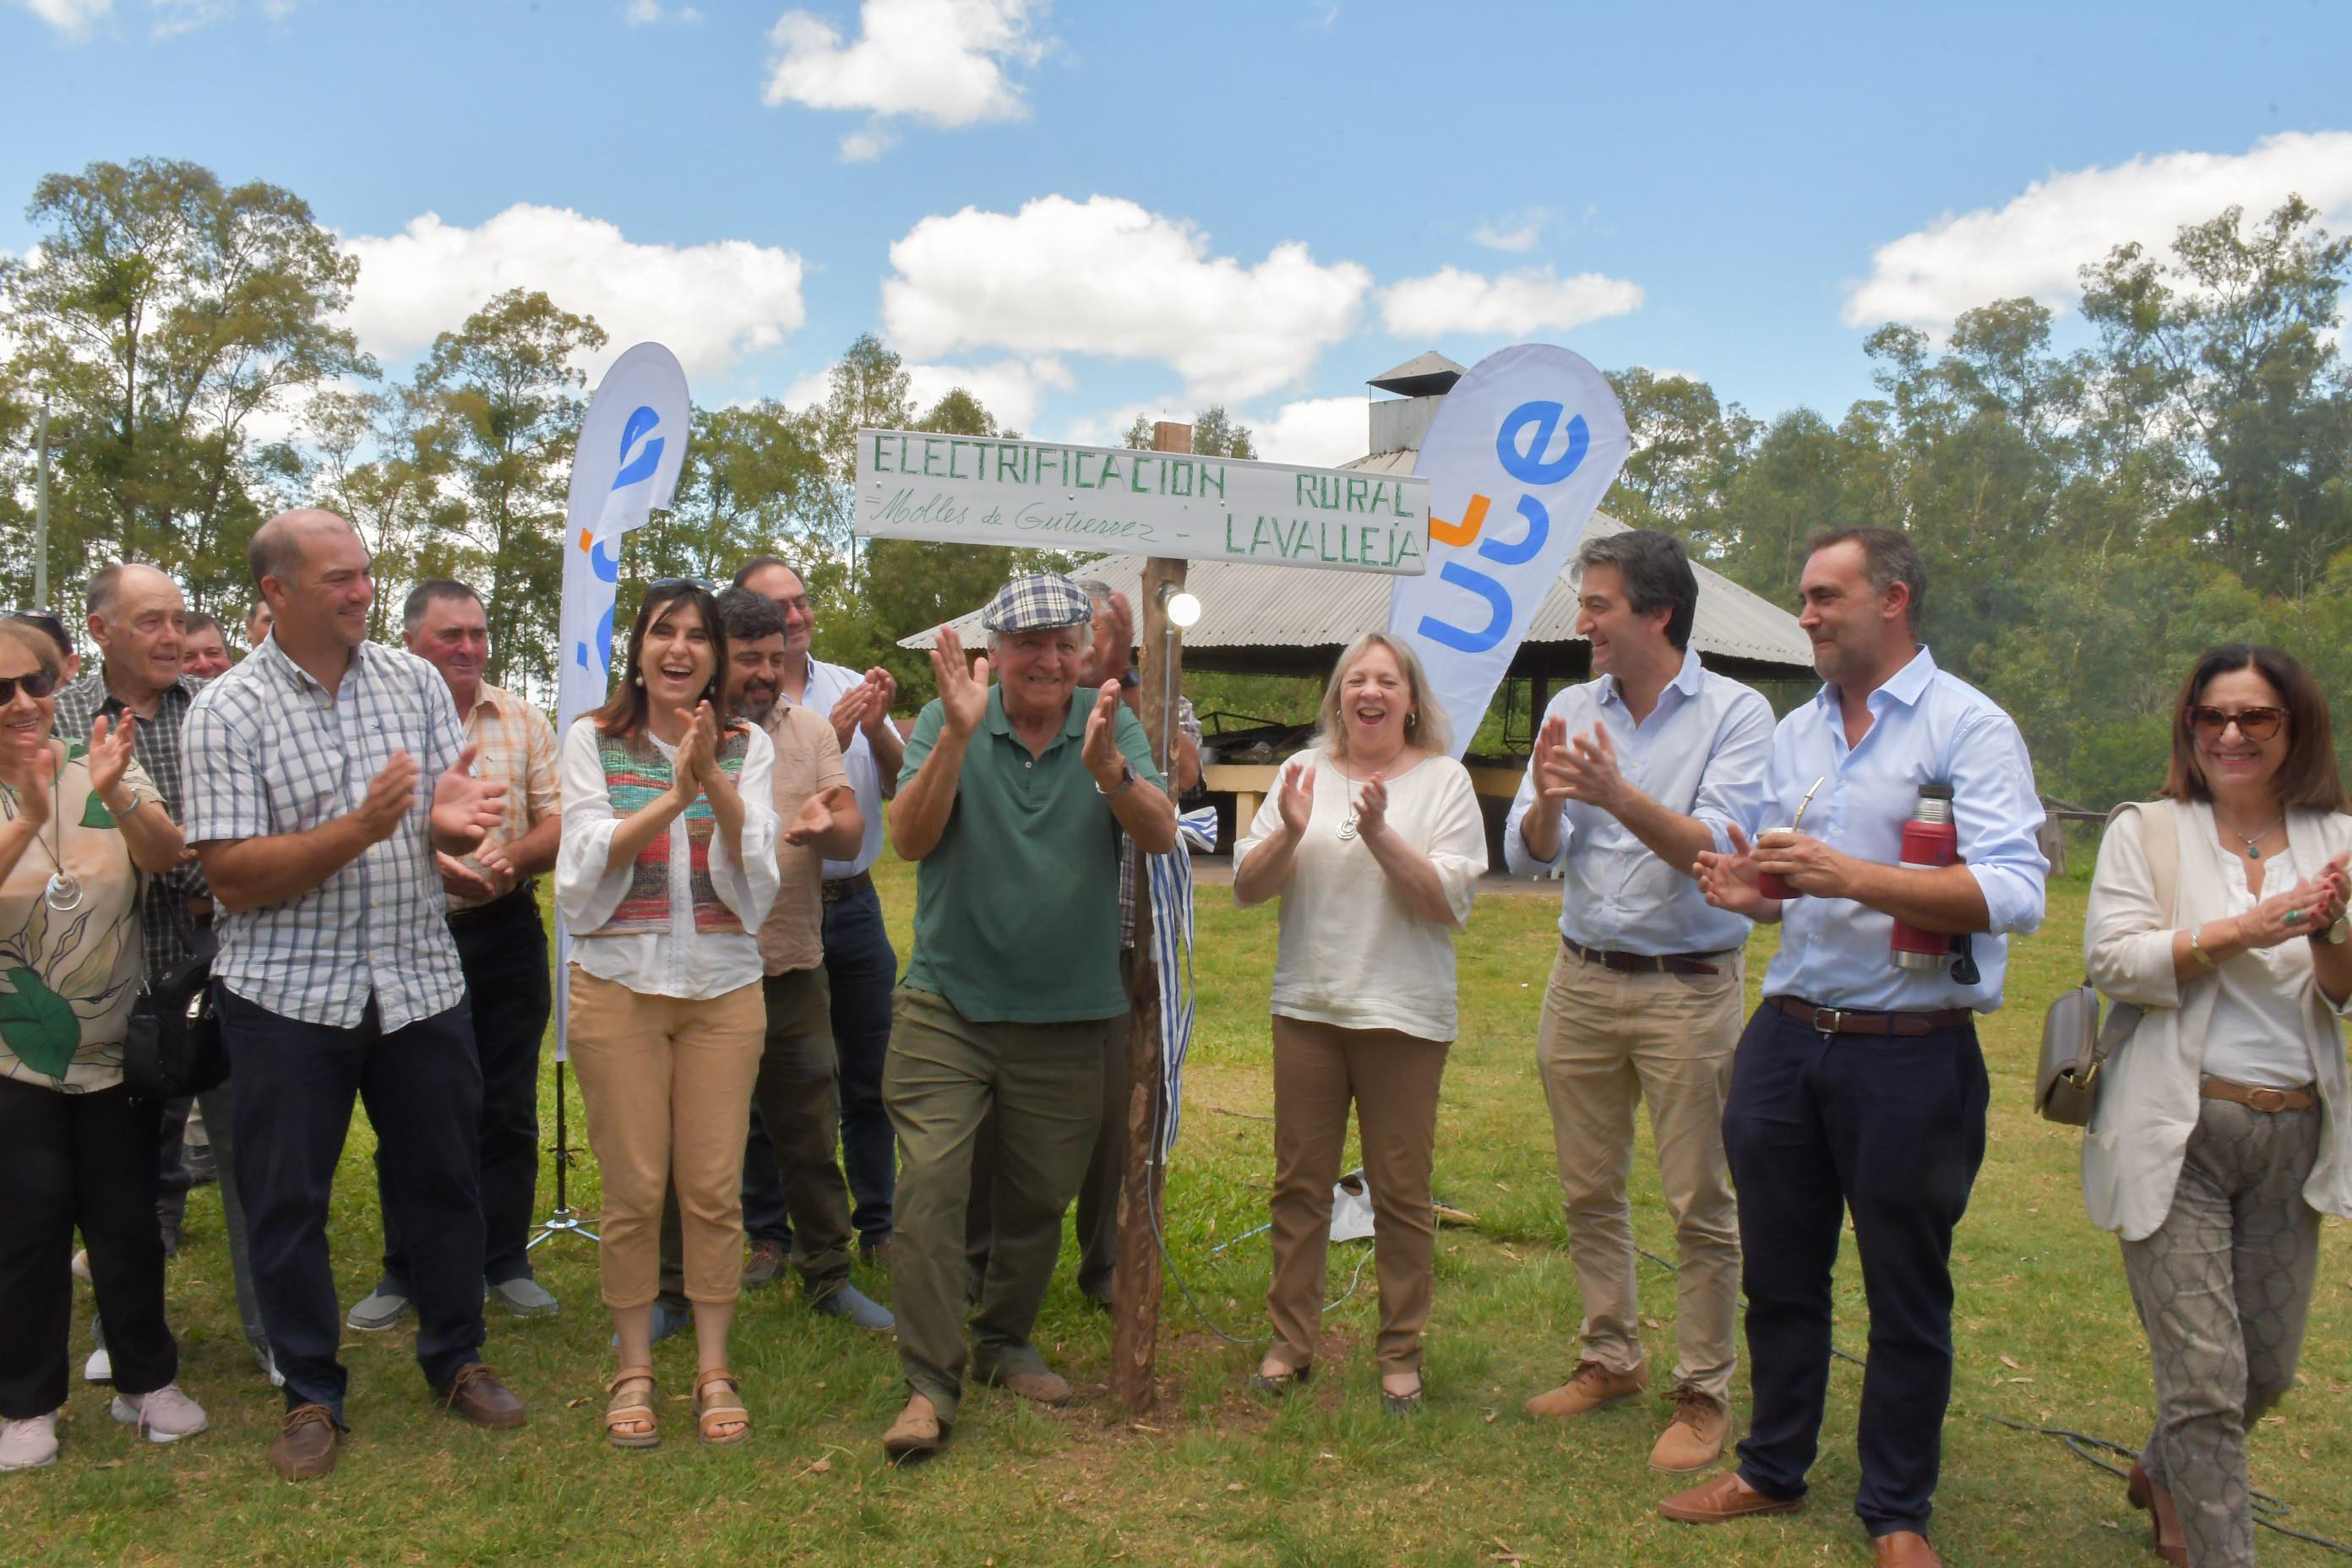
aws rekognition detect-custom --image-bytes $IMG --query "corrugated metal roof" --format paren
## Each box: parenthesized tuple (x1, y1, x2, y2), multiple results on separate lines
(898, 449, 1814, 673)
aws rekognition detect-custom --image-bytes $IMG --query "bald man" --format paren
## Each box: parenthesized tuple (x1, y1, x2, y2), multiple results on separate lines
(182, 510, 524, 1478)
(57, 564, 275, 1385)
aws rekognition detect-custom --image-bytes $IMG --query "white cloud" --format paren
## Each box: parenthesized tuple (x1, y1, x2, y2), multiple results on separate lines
(1379, 264, 1644, 339)
(883, 194, 1374, 403)
(763, 0, 1047, 144)
(624, 0, 700, 22)
(903, 357, 1070, 433)
(16, 0, 112, 34)
(1846, 131, 2352, 331)
(1251, 395, 1368, 467)
(148, 0, 226, 36)
(1054, 400, 1179, 451)
(340, 204, 806, 384)
(839, 128, 895, 161)
(1470, 208, 1549, 253)
(777, 369, 835, 412)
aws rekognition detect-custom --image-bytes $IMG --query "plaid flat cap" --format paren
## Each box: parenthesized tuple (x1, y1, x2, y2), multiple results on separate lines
(980, 573, 1096, 633)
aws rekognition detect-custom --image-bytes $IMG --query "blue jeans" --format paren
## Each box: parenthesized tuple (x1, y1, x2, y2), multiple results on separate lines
(1723, 1001, 1988, 1539)
(823, 879, 898, 1244)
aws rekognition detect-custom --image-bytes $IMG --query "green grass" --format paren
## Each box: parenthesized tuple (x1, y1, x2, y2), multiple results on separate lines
(12, 862, 2350, 1566)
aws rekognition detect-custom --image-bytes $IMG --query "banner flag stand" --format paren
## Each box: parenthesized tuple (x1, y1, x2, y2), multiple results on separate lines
(529, 343, 691, 1254)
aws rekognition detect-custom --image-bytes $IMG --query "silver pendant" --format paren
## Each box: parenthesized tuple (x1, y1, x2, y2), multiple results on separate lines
(1338, 815, 1358, 842)
(44, 872, 82, 912)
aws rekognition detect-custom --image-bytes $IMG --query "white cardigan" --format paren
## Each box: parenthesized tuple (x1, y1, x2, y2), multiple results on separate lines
(2082, 799, 2352, 1239)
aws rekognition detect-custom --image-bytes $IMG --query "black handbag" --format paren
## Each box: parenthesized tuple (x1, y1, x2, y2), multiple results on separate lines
(122, 911, 226, 1102)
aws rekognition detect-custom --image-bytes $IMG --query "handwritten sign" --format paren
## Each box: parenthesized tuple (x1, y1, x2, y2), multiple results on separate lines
(853, 428, 1429, 575)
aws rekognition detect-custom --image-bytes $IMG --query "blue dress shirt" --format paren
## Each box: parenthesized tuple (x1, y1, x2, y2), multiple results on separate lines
(1503, 647, 1776, 957)
(1761, 646, 2048, 1013)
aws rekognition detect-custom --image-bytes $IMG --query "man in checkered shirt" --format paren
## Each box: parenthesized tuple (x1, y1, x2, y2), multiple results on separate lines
(56, 562, 275, 1382)
(181, 509, 524, 1480)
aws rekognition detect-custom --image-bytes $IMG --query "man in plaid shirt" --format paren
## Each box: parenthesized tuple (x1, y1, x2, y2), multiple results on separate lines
(57, 563, 274, 1381)
(345, 580, 564, 1333)
(182, 511, 524, 1480)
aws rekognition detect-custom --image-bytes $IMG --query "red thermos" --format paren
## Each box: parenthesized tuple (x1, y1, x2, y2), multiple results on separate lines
(1890, 783, 1957, 970)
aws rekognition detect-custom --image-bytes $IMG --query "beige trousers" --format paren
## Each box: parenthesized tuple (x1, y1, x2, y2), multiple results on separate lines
(564, 966, 765, 1309)
(1536, 945, 1744, 1401)
(1266, 1015, 1450, 1375)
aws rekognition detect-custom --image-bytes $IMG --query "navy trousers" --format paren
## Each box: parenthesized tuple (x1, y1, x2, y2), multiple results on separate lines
(378, 890, 553, 1292)
(222, 989, 487, 1422)
(823, 879, 899, 1244)
(1723, 1000, 1989, 1539)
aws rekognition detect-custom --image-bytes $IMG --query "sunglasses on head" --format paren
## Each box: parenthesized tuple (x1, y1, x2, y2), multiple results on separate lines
(2187, 705, 2286, 741)
(0, 669, 59, 705)
(648, 577, 715, 595)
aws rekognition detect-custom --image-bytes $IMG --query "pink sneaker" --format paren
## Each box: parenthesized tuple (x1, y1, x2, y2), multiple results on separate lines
(0, 1411, 61, 1471)
(112, 1384, 209, 1442)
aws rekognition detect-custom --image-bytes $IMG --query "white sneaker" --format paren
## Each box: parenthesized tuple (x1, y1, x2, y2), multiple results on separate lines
(83, 1344, 112, 1385)
(111, 1384, 209, 1443)
(0, 1410, 62, 1472)
(71, 1250, 91, 1285)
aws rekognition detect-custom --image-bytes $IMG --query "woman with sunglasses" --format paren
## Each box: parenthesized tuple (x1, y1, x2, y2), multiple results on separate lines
(0, 623, 206, 1471)
(2083, 644, 2352, 1567)
(555, 580, 779, 1450)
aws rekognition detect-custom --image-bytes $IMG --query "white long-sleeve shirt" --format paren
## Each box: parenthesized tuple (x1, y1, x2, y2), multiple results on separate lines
(554, 718, 781, 1000)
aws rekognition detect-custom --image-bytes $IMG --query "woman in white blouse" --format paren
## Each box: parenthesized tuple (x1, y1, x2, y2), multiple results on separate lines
(556, 580, 780, 1451)
(1233, 631, 1486, 1414)
(2083, 644, 2352, 1568)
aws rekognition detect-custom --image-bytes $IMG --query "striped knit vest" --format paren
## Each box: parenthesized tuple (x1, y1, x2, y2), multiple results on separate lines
(580, 726, 752, 938)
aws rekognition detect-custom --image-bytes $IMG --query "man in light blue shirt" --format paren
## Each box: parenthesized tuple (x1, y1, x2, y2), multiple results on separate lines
(1660, 528, 2046, 1568)
(1503, 529, 1772, 1473)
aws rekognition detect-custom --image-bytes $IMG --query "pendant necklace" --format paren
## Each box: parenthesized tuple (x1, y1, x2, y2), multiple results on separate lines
(0, 768, 81, 912)
(2230, 818, 2284, 861)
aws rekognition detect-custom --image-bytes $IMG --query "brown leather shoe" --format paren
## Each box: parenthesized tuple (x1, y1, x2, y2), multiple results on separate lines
(882, 1394, 947, 1460)
(2127, 1461, 2189, 1565)
(435, 1363, 527, 1429)
(1648, 1387, 1730, 1473)
(1871, 1530, 1942, 1566)
(1658, 1470, 1803, 1525)
(1525, 1358, 1649, 1418)
(741, 1239, 788, 1289)
(269, 1403, 339, 1480)
(987, 1367, 1075, 1406)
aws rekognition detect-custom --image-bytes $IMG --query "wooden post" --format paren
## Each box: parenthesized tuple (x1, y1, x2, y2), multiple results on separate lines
(1113, 422, 1190, 1414)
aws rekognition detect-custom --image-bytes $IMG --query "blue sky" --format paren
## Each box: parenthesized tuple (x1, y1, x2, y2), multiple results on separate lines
(5, 0, 2349, 465)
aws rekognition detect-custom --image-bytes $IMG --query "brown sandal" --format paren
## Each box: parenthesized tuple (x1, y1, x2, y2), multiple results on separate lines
(603, 1367, 659, 1450)
(694, 1368, 750, 1446)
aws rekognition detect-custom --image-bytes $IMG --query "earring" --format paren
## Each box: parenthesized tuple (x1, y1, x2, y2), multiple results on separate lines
(631, 670, 644, 687)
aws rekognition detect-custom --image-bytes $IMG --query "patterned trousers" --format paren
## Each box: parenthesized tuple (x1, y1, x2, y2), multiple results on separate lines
(2121, 1094, 2322, 1568)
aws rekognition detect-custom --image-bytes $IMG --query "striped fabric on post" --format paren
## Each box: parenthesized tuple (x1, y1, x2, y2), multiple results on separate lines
(1142, 804, 1216, 1161)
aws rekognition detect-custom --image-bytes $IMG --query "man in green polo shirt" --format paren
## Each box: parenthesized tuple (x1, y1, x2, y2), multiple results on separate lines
(881, 573, 1175, 1461)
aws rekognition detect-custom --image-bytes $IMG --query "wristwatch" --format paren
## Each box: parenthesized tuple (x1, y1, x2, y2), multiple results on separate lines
(2312, 915, 2351, 946)
(1094, 762, 1136, 800)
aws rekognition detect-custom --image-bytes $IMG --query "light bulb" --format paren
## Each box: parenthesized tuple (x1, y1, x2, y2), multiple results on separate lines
(1163, 590, 1203, 629)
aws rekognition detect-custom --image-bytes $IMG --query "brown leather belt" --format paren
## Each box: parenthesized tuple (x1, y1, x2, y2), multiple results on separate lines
(2202, 1077, 2317, 1113)
(1564, 936, 1729, 977)
(822, 869, 874, 904)
(1773, 996, 1973, 1037)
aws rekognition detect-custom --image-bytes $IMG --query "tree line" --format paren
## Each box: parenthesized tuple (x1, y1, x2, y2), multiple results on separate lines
(4, 157, 2347, 807)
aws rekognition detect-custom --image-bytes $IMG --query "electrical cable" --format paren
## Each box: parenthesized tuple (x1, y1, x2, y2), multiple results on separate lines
(1632, 1245, 2344, 1553)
